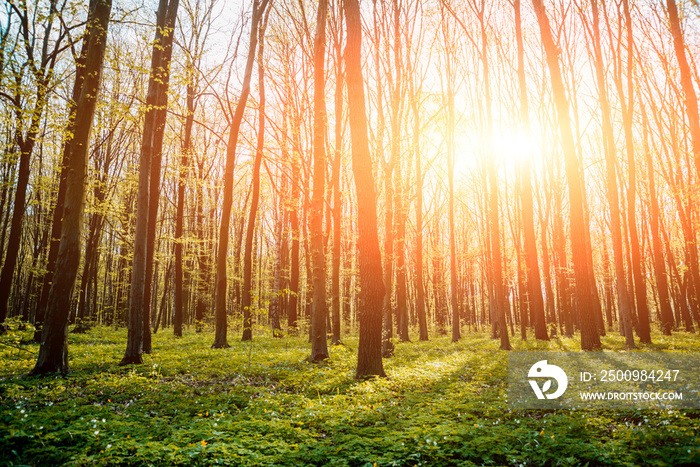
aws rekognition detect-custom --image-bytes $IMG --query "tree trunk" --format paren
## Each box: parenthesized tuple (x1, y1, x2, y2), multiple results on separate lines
(514, 0, 547, 341)
(587, 0, 635, 347)
(615, 0, 650, 343)
(122, 0, 179, 364)
(142, 0, 180, 354)
(330, 5, 344, 345)
(174, 80, 194, 338)
(32, 30, 93, 341)
(310, 0, 329, 362)
(30, 0, 111, 375)
(345, 0, 385, 379)
(479, 4, 506, 349)
(408, 50, 428, 341)
(287, 127, 301, 332)
(531, 0, 600, 350)
(213, 0, 269, 348)
(241, 8, 270, 342)
(371, 1, 394, 358)
(640, 103, 673, 335)
(447, 57, 460, 344)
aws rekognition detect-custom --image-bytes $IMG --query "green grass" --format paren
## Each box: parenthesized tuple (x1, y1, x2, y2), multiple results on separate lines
(1, 322, 699, 466)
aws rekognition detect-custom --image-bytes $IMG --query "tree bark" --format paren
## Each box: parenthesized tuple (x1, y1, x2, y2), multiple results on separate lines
(615, 0, 650, 343)
(310, 0, 329, 362)
(410, 68, 429, 342)
(586, 0, 635, 347)
(345, 0, 385, 379)
(122, 0, 178, 363)
(213, 0, 269, 348)
(531, 0, 600, 350)
(640, 102, 674, 335)
(514, 0, 547, 341)
(174, 79, 194, 338)
(241, 7, 270, 342)
(32, 29, 93, 341)
(330, 4, 344, 345)
(30, 0, 111, 375)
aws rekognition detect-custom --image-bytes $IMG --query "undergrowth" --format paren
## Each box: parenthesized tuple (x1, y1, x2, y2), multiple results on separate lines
(1, 323, 699, 466)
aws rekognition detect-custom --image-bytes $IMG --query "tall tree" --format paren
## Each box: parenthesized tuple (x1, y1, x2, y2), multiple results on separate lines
(345, 0, 386, 379)
(32, 8, 93, 342)
(330, 2, 344, 345)
(212, 0, 270, 348)
(514, 0, 547, 341)
(174, 65, 194, 338)
(640, 100, 674, 335)
(583, 0, 634, 347)
(0, 0, 65, 332)
(241, 5, 271, 342)
(30, 0, 112, 375)
(390, 0, 410, 344)
(407, 20, 429, 341)
(310, 0, 329, 362)
(172, 0, 215, 337)
(372, 0, 394, 358)
(614, 0, 650, 343)
(122, 0, 179, 364)
(531, 0, 600, 350)
(442, 3, 460, 344)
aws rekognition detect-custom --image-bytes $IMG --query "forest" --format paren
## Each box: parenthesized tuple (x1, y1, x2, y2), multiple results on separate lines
(1, 0, 700, 465)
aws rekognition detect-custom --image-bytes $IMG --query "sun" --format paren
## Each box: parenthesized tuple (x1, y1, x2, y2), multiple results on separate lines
(492, 127, 536, 165)
(452, 126, 537, 176)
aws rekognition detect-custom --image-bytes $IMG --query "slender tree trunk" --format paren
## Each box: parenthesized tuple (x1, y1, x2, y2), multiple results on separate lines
(153, 262, 172, 334)
(616, 0, 650, 343)
(531, 0, 600, 350)
(286, 65, 301, 333)
(310, 0, 329, 362)
(446, 61, 460, 344)
(194, 158, 210, 331)
(174, 79, 194, 338)
(73, 216, 100, 333)
(392, 0, 409, 344)
(143, 0, 179, 354)
(241, 8, 270, 342)
(213, 0, 269, 348)
(30, 0, 111, 374)
(587, 0, 634, 347)
(539, 201, 557, 336)
(514, 0, 547, 341)
(477, 3, 506, 349)
(410, 72, 428, 341)
(288, 145, 301, 331)
(640, 103, 673, 335)
(122, 0, 179, 364)
(330, 5, 344, 345)
(270, 201, 284, 337)
(371, 1, 394, 358)
(345, 0, 385, 379)
(32, 31, 93, 341)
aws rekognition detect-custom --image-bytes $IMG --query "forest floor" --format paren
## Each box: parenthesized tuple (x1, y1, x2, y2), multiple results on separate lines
(1, 322, 699, 466)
